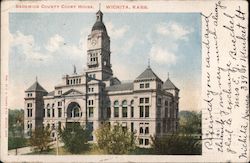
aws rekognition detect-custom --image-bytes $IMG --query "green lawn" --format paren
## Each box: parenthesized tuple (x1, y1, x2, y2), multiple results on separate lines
(28, 143, 153, 155)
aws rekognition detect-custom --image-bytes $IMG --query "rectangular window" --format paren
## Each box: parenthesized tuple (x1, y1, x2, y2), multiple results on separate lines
(131, 122, 134, 133)
(58, 108, 62, 117)
(89, 107, 94, 117)
(27, 103, 32, 107)
(140, 83, 144, 88)
(145, 139, 149, 145)
(43, 109, 45, 117)
(145, 98, 149, 103)
(114, 107, 119, 117)
(131, 107, 134, 118)
(140, 127, 144, 134)
(27, 109, 32, 117)
(139, 98, 144, 104)
(47, 108, 51, 117)
(58, 101, 62, 106)
(145, 126, 149, 134)
(145, 106, 149, 117)
(140, 106, 144, 118)
(88, 100, 94, 106)
(145, 83, 150, 88)
(122, 107, 127, 117)
(52, 108, 55, 117)
(139, 139, 143, 145)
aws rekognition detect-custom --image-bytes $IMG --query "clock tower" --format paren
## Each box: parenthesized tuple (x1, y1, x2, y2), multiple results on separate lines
(86, 10, 113, 80)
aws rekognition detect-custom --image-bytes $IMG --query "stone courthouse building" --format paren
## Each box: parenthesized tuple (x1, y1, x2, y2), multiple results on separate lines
(24, 10, 180, 147)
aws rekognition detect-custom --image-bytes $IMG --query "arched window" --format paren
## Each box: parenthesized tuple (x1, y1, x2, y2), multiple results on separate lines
(130, 100, 134, 118)
(114, 100, 119, 118)
(72, 106, 80, 117)
(122, 100, 127, 118)
(67, 102, 80, 118)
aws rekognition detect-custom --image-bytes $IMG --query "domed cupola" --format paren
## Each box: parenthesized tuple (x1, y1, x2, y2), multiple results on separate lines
(91, 10, 107, 33)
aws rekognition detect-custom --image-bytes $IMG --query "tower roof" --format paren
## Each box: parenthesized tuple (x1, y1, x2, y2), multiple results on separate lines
(91, 10, 107, 33)
(135, 67, 161, 81)
(163, 78, 179, 90)
(25, 81, 47, 92)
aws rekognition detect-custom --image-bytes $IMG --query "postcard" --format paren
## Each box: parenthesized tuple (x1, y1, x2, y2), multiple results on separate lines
(0, 0, 249, 162)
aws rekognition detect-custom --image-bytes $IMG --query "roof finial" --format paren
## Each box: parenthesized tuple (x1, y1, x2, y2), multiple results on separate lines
(36, 76, 38, 82)
(168, 72, 169, 79)
(148, 58, 150, 68)
(99, 3, 101, 11)
(73, 65, 76, 74)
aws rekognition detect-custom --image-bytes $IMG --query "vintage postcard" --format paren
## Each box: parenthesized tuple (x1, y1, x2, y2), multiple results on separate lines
(0, 0, 249, 162)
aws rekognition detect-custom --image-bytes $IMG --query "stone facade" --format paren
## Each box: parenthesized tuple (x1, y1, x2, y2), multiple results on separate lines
(24, 10, 180, 148)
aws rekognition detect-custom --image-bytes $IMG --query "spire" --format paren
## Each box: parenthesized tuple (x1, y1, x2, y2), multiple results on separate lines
(36, 76, 38, 82)
(148, 58, 150, 68)
(96, 7, 103, 22)
(167, 72, 169, 79)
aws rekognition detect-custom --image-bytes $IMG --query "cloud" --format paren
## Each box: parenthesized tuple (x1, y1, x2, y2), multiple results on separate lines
(10, 31, 48, 60)
(106, 22, 129, 39)
(156, 22, 193, 41)
(149, 45, 177, 65)
(45, 34, 65, 52)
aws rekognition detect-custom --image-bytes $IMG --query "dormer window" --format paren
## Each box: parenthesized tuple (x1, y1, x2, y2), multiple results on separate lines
(145, 83, 150, 88)
(140, 83, 144, 88)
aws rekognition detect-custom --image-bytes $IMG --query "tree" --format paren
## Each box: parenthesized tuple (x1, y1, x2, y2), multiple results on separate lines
(8, 109, 27, 153)
(95, 123, 135, 154)
(151, 134, 201, 155)
(151, 111, 201, 155)
(9, 109, 24, 137)
(59, 123, 90, 154)
(179, 111, 201, 135)
(29, 127, 52, 152)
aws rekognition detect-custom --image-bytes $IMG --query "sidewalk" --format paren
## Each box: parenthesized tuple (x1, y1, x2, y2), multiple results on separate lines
(8, 141, 64, 155)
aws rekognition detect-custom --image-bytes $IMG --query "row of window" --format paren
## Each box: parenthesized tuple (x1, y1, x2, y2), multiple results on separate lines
(27, 109, 32, 117)
(67, 78, 81, 85)
(44, 108, 62, 118)
(139, 138, 150, 146)
(46, 102, 63, 108)
(139, 97, 149, 104)
(88, 87, 94, 92)
(139, 83, 150, 89)
(27, 93, 33, 97)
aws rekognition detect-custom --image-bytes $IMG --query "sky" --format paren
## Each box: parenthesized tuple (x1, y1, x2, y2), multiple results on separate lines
(9, 12, 201, 111)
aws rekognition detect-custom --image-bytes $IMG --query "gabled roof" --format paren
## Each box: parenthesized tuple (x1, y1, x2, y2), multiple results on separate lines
(163, 78, 179, 90)
(106, 83, 133, 92)
(62, 89, 83, 96)
(135, 67, 161, 81)
(25, 81, 47, 92)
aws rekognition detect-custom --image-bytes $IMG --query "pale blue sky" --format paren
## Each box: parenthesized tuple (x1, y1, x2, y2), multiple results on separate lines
(9, 12, 201, 111)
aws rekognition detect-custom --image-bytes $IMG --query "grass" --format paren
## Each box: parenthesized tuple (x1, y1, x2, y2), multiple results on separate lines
(27, 143, 153, 155)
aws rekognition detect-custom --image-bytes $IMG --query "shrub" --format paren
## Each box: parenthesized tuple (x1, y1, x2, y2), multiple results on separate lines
(95, 123, 135, 154)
